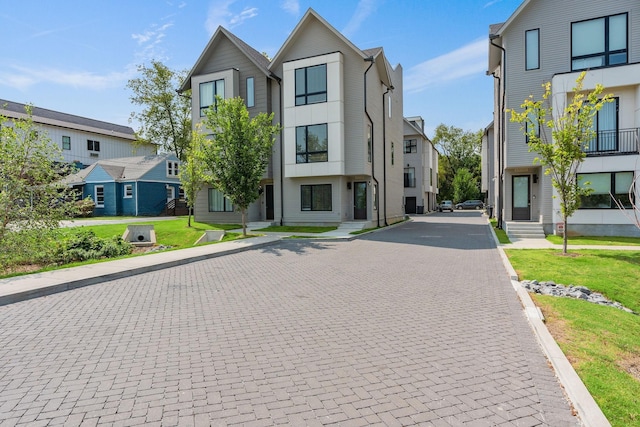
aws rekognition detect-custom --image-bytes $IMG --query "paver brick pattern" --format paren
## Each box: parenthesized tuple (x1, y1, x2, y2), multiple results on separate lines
(0, 213, 580, 426)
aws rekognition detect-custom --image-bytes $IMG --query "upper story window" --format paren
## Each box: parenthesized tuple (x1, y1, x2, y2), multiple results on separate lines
(62, 136, 71, 150)
(404, 139, 417, 153)
(246, 77, 255, 108)
(296, 124, 328, 163)
(571, 13, 627, 71)
(166, 161, 179, 177)
(525, 29, 539, 70)
(295, 64, 327, 106)
(200, 79, 225, 116)
(87, 139, 100, 151)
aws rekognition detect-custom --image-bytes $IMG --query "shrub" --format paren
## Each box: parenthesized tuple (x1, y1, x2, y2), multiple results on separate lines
(56, 230, 132, 263)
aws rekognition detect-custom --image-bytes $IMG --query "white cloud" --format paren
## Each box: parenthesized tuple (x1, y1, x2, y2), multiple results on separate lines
(280, 0, 299, 15)
(0, 65, 135, 91)
(404, 38, 487, 93)
(205, 0, 258, 34)
(484, 0, 502, 7)
(342, 0, 378, 38)
(131, 22, 174, 61)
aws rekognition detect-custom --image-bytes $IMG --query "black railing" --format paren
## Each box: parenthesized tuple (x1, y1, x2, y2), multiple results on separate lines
(584, 128, 639, 156)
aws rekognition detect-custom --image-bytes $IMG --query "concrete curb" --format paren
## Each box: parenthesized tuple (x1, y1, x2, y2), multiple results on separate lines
(0, 236, 281, 307)
(488, 222, 611, 427)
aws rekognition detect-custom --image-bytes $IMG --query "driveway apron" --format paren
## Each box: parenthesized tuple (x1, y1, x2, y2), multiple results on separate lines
(0, 213, 579, 426)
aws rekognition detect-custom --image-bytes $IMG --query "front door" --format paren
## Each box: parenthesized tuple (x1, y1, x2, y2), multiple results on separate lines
(512, 175, 530, 220)
(354, 182, 367, 220)
(265, 185, 274, 220)
(166, 186, 175, 204)
(405, 197, 417, 214)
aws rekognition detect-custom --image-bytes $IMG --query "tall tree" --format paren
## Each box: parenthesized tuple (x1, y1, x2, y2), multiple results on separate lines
(0, 106, 79, 267)
(452, 168, 478, 203)
(510, 71, 612, 254)
(201, 97, 281, 236)
(179, 124, 211, 227)
(432, 124, 482, 202)
(127, 60, 192, 161)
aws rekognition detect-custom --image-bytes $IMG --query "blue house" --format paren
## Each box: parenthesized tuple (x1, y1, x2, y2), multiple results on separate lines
(64, 154, 182, 216)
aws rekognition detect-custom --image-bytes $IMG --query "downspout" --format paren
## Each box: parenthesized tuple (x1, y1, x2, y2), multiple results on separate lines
(271, 73, 284, 226)
(382, 85, 392, 226)
(490, 35, 506, 229)
(364, 56, 380, 227)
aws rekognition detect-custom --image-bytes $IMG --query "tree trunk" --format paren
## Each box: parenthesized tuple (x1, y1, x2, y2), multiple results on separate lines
(188, 207, 192, 227)
(562, 217, 568, 255)
(242, 208, 247, 237)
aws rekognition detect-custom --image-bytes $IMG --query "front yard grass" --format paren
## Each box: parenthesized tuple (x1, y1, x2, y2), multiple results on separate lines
(490, 218, 511, 244)
(505, 248, 640, 426)
(546, 235, 640, 246)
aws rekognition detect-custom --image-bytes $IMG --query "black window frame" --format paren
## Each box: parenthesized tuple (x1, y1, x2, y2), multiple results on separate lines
(404, 139, 417, 154)
(208, 188, 233, 212)
(578, 171, 634, 209)
(200, 79, 225, 116)
(296, 123, 328, 164)
(571, 13, 628, 71)
(62, 135, 71, 150)
(295, 64, 327, 106)
(87, 139, 100, 151)
(525, 28, 540, 70)
(301, 184, 332, 211)
(404, 167, 416, 188)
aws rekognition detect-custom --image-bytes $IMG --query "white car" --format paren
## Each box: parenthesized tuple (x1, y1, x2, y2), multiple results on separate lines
(438, 200, 454, 212)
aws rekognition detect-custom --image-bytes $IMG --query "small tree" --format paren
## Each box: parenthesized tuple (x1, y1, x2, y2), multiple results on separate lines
(0, 106, 80, 268)
(201, 97, 281, 236)
(179, 124, 211, 227)
(510, 72, 612, 254)
(127, 60, 192, 161)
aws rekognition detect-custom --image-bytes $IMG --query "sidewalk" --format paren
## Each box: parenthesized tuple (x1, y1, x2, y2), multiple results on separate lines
(505, 236, 640, 250)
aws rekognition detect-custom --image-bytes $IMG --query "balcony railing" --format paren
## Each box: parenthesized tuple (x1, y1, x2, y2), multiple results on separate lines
(584, 128, 639, 156)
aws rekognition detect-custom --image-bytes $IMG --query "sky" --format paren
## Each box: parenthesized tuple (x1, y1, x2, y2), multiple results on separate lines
(0, 0, 522, 139)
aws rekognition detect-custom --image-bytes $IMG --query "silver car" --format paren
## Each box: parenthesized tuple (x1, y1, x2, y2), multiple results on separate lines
(438, 200, 454, 212)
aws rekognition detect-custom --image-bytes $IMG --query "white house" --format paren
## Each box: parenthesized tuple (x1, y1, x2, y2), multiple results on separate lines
(403, 117, 439, 214)
(486, 0, 640, 237)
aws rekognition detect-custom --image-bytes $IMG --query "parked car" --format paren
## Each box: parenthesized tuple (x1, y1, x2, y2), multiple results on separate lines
(437, 200, 454, 212)
(455, 200, 484, 210)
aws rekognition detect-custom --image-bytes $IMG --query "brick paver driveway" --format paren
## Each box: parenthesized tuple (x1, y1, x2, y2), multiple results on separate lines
(0, 213, 579, 426)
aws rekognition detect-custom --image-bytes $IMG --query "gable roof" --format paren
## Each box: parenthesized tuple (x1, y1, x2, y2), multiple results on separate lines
(179, 26, 272, 93)
(0, 99, 136, 140)
(489, 0, 531, 37)
(268, 8, 394, 88)
(62, 153, 179, 185)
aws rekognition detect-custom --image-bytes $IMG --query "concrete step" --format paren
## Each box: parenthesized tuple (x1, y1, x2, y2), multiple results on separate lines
(505, 222, 546, 239)
(246, 221, 275, 229)
(336, 221, 368, 231)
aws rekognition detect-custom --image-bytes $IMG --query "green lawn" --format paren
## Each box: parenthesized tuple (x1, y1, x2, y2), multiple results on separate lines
(489, 218, 511, 244)
(547, 235, 640, 246)
(505, 248, 640, 426)
(253, 225, 337, 233)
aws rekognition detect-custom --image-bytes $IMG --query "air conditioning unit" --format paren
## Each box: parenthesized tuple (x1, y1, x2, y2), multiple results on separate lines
(90, 153, 99, 158)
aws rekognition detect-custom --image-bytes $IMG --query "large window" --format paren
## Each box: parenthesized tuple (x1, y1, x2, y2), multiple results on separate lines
(208, 188, 233, 212)
(62, 136, 71, 150)
(525, 29, 539, 70)
(301, 184, 332, 211)
(572, 13, 627, 71)
(295, 64, 327, 106)
(578, 171, 633, 208)
(296, 124, 328, 163)
(404, 139, 417, 153)
(94, 186, 104, 208)
(585, 98, 618, 153)
(404, 167, 416, 188)
(200, 79, 225, 116)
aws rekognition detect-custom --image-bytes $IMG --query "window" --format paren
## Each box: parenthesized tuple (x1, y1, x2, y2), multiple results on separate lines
(179, 187, 185, 200)
(246, 77, 255, 108)
(572, 13, 627, 71)
(578, 171, 633, 208)
(62, 136, 71, 150)
(94, 186, 104, 208)
(296, 124, 328, 163)
(585, 98, 618, 153)
(124, 184, 133, 198)
(367, 124, 372, 163)
(388, 94, 392, 118)
(166, 161, 179, 176)
(87, 140, 100, 151)
(200, 79, 225, 116)
(430, 167, 433, 186)
(525, 113, 540, 144)
(295, 64, 327, 106)
(208, 188, 233, 212)
(301, 184, 332, 211)
(391, 142, 395, 165)
(404, 139, 417, 153)
(404, 167, 416, 188)
(525, 29, 539, 70)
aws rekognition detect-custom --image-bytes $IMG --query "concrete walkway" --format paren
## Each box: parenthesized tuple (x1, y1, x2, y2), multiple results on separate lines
(0, 214, 620, 426)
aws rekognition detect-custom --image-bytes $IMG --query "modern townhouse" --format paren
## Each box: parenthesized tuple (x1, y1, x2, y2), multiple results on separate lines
(486, 0, 640, 237)
(1, 99, 157, 169)
(181, 8, 405, 228)
(403, 117, 439, 214)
